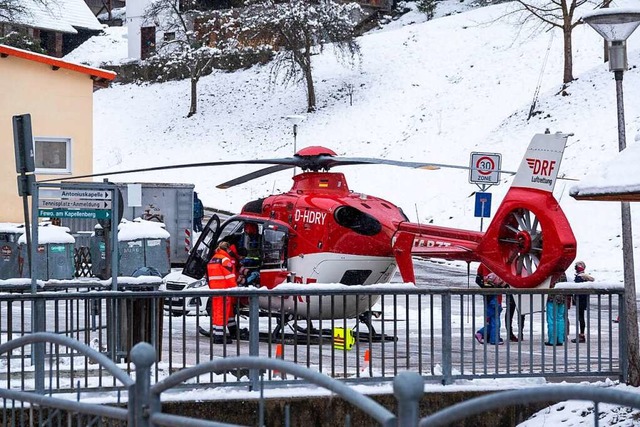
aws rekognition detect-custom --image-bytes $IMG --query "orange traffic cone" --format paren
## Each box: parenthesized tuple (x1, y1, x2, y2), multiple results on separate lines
(361, 349, 371, 375)
(273, 344, 287, 379)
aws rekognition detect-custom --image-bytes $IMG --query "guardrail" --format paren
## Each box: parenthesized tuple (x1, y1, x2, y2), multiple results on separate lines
(0, 282, 624, 395)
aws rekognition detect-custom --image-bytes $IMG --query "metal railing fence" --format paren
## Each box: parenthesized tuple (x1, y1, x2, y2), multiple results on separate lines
(0, 333, 404, 427)
(0, 283, 625, 395)
(0, 331, 636, 427)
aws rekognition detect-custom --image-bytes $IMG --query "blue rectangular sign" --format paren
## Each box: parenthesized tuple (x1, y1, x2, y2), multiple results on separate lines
(474, 192, 492, 218)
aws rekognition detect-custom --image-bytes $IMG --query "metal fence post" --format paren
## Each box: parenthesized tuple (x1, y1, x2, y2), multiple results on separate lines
(441, 292, 452, 385)
(393, 371, 423, 427)
(249, 294, 260, 390)
(130, 342, 156, 427)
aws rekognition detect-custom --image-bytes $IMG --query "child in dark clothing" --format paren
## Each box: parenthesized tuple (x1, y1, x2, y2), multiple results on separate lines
(571, 261, 594, 343)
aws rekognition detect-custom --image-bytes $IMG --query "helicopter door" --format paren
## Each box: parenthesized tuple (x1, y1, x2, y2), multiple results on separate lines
(182, 215, 221, 279)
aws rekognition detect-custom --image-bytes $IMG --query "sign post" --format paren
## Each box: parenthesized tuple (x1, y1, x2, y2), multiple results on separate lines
(469, 152, 502, 231)
(13, 114, 35, 285)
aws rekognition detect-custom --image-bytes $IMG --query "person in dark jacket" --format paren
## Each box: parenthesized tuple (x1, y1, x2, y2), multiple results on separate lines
(505, 291, 526, 342)
(193, 192, 204, 232)
(571, 261, 594, 343)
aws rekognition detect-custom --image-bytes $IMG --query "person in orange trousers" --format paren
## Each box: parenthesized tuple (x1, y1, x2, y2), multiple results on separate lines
(206, 241, 237, 344)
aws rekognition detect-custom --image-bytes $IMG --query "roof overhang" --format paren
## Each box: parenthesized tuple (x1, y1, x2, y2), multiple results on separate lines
(0, 44, 116, 87)
(570, 190, 640, 202)
(570, 143, 640, 203)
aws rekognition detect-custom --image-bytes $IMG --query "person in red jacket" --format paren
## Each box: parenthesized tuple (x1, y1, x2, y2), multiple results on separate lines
(206, 241, 237, 344)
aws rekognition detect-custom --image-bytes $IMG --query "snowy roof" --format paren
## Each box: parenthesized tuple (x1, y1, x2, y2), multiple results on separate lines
(6, 0, 103, 34)
(0, 223, 25, 235)
(118, 218, 171, 241)
(570, 141, 640, 202)
(17, 224, 75, 245)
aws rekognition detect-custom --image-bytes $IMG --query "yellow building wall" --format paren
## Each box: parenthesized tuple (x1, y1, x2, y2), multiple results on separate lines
(0, 55, 94, 223)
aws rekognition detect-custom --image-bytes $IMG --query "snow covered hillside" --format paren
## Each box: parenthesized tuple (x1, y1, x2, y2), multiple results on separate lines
(67, 1, 640, 284)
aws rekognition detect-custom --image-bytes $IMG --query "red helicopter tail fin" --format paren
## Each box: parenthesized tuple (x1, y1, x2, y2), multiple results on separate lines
(476, 132, 577, 288)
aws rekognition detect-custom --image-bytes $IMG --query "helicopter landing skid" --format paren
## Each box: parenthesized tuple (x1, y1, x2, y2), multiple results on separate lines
(260, 328, 396, 345)
(264, 310, 396, 345)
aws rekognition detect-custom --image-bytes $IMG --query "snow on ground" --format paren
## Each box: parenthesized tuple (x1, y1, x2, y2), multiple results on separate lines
(61, 0, 640, 423)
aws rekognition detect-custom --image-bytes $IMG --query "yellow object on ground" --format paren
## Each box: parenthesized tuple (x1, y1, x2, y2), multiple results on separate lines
(333, 327, 355, 350)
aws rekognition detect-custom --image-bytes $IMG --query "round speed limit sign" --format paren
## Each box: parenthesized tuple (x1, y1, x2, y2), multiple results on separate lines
(469, 152, 501, 184)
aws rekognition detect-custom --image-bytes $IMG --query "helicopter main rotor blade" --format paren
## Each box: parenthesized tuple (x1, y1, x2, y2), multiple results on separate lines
(217, 164, 294, 189)
(39, 146, 575, 189)
(327, 157, 516, 174)
(37, 157, 303, 183)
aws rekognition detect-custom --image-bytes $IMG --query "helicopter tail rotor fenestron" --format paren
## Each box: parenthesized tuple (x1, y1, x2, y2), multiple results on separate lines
(476, 132, 576, 288)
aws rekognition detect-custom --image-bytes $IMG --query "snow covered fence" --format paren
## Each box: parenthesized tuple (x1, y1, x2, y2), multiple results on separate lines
(0, 283, 626, 397)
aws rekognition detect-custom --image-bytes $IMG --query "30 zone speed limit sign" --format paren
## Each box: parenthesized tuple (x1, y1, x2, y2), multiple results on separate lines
(469, 152, 502, 185)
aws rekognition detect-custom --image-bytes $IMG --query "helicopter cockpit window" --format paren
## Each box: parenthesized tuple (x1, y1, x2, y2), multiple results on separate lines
(333, 206, 382, 236)
(262, 228, 287, 268)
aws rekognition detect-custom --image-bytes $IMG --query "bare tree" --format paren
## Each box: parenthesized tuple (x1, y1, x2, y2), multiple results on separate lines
(0, 0, 25, 21)
(232, 0, 362, 112)
(0, 0, 52, 53)
(509, 0, 605, 86)
(145, 0, 218, 117)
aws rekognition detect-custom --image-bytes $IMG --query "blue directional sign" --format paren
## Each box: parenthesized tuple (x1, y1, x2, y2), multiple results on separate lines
(474, 192, 492, 218)
(38, 208, 111, 220)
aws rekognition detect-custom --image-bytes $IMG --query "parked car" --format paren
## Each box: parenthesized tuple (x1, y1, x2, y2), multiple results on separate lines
(162, 270, 210, 316)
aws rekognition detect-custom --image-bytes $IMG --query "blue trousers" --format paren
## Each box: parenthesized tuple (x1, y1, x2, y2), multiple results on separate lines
(477, 296, 502, 344)
(546, 301, 566, 344)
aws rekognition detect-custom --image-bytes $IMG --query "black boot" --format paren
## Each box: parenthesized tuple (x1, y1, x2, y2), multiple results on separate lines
(228, 325, 250, 340)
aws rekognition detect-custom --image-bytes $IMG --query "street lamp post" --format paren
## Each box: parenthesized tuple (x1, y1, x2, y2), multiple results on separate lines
(285, 114, 306, 175)
(582, 8, 640, 385)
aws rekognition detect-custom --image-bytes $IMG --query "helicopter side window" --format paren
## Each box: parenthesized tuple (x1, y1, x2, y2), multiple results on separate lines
(333, 206, 382, 236)
(262, 229, 287, 269)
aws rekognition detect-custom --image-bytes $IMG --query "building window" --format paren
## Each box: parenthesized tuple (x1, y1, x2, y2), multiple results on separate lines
(164, 32, 175, 42)
(34, 137, 71, 174)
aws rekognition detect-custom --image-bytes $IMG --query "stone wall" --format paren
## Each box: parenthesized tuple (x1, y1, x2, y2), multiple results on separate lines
(161, 390, 553, 426)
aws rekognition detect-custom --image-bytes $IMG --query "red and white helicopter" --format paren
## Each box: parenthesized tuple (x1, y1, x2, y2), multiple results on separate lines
(164, 132, 576, 326)
(52, 131, 576, 335)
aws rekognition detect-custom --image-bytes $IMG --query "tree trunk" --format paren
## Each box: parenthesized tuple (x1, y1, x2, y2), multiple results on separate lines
(303, 50, 316, 112)
(622, 201, 640, 385)
(188, 76, 198, 118)
(305, 66, 316, 112)
(562, 24, 574, 84)
(624, 289, 640, 385)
